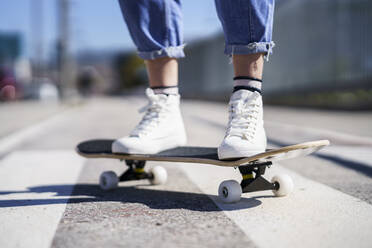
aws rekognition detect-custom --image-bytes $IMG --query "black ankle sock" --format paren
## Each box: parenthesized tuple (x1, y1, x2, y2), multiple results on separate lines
(150, 86, 179, 95)
(233, 86, 262, 94)
(233, 76, 262, 82)
(233, 76, 262, 94)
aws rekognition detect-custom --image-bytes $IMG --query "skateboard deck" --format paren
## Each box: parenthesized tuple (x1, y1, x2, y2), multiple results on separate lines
(76, 139, 329, 202)
(76, 139, 330, 167)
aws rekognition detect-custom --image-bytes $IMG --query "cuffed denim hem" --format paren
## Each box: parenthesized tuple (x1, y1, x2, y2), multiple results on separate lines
(137, 44, 186, 60)
(225, 41, 275, 61)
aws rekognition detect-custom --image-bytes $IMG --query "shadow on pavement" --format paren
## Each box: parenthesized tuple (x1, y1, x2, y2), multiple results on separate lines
(268, 138, 372, 178)
(0, 184, 263, 211)
(192, 115, 372, 178)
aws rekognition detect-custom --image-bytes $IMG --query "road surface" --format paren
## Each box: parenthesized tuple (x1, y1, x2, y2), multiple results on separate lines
(0, 97, 371, 248)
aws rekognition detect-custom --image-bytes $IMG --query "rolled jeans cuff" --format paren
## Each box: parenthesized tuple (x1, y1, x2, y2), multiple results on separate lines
(225, 41, 275, 61)
(137, 44, 186, 60)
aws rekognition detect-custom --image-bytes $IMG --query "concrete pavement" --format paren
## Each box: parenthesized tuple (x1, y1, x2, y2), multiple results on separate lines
(0, 97, 371, 248)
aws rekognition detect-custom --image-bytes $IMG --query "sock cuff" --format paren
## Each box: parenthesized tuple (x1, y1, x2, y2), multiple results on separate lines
(233, 76, 262, 82)
(233, 77, 262, 94)
(233, 86, 262, 94)
(150, 86, 178, 89)
(150, 86, 179, 95)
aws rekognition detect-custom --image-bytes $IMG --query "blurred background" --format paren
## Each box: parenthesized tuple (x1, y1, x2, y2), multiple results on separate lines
(1, 2, 372, 247)
(0, 0, 371, 108)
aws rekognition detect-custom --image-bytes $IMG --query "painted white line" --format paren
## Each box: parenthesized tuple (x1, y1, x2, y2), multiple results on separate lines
(0, 151, 85, 248)
(265, 121, 372, 146)
(319, 146, 372, 168)
(0, 107, 78, 155)
(179, 163, 372, 248)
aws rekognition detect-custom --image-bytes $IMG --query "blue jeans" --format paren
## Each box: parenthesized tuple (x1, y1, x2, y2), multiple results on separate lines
(118, 0, 275, 60)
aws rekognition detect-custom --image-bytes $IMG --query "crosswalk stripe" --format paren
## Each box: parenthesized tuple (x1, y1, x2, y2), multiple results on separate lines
(0, 108, 78, 156)
(319, 146, 372, 169)
(0, 151, 85, 248)
(179, 162, 372, 248)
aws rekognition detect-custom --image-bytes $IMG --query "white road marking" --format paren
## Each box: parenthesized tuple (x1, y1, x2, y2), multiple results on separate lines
(265, 121, 372, 146)
(0, 151, 85, 248)
(319, 146, 372, 168)
(179, 163, 372, 248)
(0, 108, 78, 155)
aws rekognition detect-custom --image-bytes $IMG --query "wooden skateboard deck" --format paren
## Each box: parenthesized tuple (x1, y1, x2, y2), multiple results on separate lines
(76, 139, 330, 167)
(76, 139, 330, 201)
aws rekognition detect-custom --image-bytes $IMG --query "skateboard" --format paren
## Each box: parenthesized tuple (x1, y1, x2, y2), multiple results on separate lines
(76, 139, 329, 203)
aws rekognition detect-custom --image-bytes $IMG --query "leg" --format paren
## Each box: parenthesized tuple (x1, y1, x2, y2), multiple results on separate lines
(118, 0, 183, 88)
(215, 0, 275, 79)
(214, 0, 275, 60)
(232, 53, 265, 80)
(118, 0, 185, 61)
(113, 0, 187, 154)
(145, 57, 178, 87)
(216, 0, 275, 159)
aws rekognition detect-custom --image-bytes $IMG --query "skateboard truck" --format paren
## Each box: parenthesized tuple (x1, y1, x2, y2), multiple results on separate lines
(99, 160, 167, 190)
(119, 160, 153, 181)
(218, 160, 290, 203)
(239, 161, 279, 193)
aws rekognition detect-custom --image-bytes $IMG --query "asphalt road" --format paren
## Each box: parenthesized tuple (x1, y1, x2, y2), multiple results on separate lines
(0, 97, 371, 248)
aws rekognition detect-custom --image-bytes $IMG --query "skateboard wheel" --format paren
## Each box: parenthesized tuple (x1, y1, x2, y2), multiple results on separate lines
(150, 166, 168, 185)
(99, 171, 118, 190)
(271, 174, 294, 197)
(218, 180, 242, 203)
(150, 166, 167, 185)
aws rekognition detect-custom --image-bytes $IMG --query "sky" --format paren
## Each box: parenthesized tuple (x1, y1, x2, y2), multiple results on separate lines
(0, 0, 222, 60)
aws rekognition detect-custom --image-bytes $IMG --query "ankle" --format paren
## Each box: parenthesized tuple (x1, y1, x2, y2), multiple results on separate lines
(233, 76, 262, 94)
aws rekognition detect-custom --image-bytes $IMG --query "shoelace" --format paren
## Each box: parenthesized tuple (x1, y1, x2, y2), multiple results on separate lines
(130, 93, 168, 137)
(225, 95, 260, 141)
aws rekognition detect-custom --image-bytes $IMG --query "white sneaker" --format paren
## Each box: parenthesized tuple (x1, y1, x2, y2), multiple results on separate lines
(112, 88, 187, 154)
(218, 90, 267, 159)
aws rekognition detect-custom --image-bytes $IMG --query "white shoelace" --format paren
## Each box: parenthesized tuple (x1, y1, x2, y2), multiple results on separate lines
(225, 94, 260, 141)
(130, 93, 169, 137)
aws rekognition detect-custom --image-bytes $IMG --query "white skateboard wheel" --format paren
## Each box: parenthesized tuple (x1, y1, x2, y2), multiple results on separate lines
(218, 180, 242, 203)
(271, 174, 294, 197)
(99, 171, 118, 190)
(150, 166, 167, 185)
